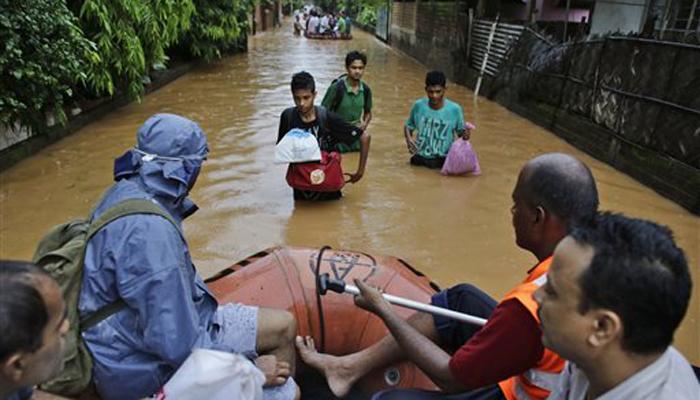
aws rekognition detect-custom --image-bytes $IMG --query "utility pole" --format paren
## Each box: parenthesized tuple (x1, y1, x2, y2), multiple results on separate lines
(563, 0, 571, 41)
(525, 0, 537, 24)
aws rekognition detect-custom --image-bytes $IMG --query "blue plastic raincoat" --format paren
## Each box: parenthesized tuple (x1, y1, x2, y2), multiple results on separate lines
(79, 114, 228, 400)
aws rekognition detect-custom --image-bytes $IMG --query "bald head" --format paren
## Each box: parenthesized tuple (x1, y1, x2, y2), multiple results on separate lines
(518, 153, 599, 226)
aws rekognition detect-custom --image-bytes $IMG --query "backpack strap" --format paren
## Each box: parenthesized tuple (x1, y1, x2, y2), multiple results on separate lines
(330, 76, 347, 112)
(282, 107, 295, 135)
(331, 77, 372, 114)
(316, 106, 328, 134)
(362, 82, 371, 113)
(80, 198, 182, 331)
(87, 198, 181, 240)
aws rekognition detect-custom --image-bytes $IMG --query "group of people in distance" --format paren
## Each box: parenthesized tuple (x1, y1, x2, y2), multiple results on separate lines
(295, 9, 351, 39)
(2, 52, 699, 400)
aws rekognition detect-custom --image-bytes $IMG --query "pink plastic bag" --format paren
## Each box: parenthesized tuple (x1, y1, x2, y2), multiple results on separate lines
(440, 139, 481, 176)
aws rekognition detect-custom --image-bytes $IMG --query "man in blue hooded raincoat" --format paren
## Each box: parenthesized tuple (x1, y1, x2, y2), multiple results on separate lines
(78, 114, 299, 400)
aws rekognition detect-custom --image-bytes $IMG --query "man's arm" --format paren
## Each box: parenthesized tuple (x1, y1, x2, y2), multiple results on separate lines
(404, 125, 417, 154)
(326, 110, 369, 183)
(404, 102, 419, 154)
(354, 280, 545, 392)
(454, 105, 467, 140)
(361, 110, 372, 131)
(346, 130, 370, 183)
(353, 280, 463, 392)
(361, 87, 373, 130)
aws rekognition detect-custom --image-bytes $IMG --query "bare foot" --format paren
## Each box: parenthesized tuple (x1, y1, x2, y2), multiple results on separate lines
(295, 335, 359, 398)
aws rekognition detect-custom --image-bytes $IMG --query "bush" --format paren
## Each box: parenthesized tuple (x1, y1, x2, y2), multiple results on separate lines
(0, 0, 98, 130)
(182, 0, 252, 61)
(70, 0, 195, 99)
(357, 7, 377, 27)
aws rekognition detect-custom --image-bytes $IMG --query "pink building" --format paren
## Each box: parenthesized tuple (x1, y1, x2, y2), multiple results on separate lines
(498, 0, 592, 22)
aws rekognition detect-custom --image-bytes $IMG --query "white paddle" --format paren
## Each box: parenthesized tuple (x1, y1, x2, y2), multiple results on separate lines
(318, 273, 487, 326)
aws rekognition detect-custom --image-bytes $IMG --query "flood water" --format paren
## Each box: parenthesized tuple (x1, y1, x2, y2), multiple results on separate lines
(1, 22, 698, 364)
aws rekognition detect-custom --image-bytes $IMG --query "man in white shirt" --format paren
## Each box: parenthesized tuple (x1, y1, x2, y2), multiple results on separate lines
(319, 13, 330, 34)
(306, 12, 319, 35)
(534, 212, 700, 400)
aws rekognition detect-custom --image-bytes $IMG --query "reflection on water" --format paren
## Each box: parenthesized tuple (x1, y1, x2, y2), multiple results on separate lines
(1, 22, 697, 364)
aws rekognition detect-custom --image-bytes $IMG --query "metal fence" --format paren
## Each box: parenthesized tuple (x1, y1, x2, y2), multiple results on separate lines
(498, 31, 700, 169)
(470, 19, 524, 76)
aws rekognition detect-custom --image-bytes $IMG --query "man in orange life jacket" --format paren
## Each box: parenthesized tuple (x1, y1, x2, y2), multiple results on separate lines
(296, 153, 600, 400)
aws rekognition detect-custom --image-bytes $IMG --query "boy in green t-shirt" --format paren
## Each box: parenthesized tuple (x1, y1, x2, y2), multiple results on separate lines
(321, 51, 372, 153)
(405, 70, 467, 169)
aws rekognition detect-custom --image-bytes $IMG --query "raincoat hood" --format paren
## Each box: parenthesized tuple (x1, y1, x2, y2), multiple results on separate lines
(113, 114, 209, 210)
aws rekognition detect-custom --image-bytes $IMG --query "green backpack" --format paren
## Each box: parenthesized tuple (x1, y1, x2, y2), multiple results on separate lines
(32, 198, 180, 396)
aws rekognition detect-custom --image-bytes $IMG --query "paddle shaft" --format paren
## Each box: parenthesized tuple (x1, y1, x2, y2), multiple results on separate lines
(343, 284, 487, 326)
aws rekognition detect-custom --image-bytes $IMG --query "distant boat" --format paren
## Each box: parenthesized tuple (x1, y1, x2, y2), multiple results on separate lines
(304, 33, 353, 40)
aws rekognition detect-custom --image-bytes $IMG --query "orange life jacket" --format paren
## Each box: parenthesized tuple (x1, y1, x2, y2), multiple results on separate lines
(498, 257, 565, 400)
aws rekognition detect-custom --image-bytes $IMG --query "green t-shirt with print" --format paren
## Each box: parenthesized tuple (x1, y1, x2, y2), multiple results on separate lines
(405, 98, 465, 158)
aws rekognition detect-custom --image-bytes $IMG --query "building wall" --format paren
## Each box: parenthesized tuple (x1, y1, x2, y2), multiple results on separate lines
(497, 0, 590, 22)
(539, 0, 590, 22)
(390, 1, 467, 78)
(253, 0, 282, 34)
(590, 0, 649, 35)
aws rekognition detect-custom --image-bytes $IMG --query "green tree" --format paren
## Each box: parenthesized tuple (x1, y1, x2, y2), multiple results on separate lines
(183, 0, 252, 61)
(0, 0, 98, 130)
(70, 0, 195, 98)
(345, 0, 385, 26)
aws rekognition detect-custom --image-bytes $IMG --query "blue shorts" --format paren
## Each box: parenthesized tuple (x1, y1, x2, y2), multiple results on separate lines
(214, 303, 298, 400)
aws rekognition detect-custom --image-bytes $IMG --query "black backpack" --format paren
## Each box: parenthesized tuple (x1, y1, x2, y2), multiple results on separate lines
(282, 106, 328, 135)
(329, 74, 371, 113)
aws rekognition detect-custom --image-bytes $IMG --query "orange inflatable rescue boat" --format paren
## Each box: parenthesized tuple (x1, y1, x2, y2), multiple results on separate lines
(205, 246, 440, 397)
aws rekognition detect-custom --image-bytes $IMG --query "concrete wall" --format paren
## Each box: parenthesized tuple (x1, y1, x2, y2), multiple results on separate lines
(390, 1, 467, 79)
(590, 0, 649, 35)
(0, 124, 32, 152)
(1, 63, 198, 171)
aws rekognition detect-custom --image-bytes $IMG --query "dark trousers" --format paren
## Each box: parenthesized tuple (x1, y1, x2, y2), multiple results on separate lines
(293, 189, 342, 201)
(410, 154, 446, 169)
(372, 384, 505, 400)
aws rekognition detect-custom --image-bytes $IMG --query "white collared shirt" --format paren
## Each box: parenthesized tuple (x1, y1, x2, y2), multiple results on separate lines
(549, 347, 700, 399)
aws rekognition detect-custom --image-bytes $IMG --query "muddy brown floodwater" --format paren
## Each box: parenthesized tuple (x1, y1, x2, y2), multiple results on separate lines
(1, 22, 698, 364)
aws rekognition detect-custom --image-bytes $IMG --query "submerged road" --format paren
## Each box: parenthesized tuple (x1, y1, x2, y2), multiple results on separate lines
(1, 22, 698, 363)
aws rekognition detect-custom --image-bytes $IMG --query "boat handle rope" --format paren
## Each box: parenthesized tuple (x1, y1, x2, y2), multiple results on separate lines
(314, 245, 332, 353)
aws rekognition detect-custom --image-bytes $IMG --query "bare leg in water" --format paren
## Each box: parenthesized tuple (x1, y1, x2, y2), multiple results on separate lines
(295, 312, 440, 397)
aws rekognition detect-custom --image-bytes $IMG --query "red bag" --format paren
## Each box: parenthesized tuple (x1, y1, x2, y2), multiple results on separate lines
(286, 151, 345, 192)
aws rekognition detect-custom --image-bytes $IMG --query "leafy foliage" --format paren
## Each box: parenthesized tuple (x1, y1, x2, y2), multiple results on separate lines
(356, 7, 378, 27)
(0, 0, 252, 133)
(344, 0, 384, 26)
(0, 0, 98, 130)
(183, 0, 252, 61)
(70, 0, 196, 98)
